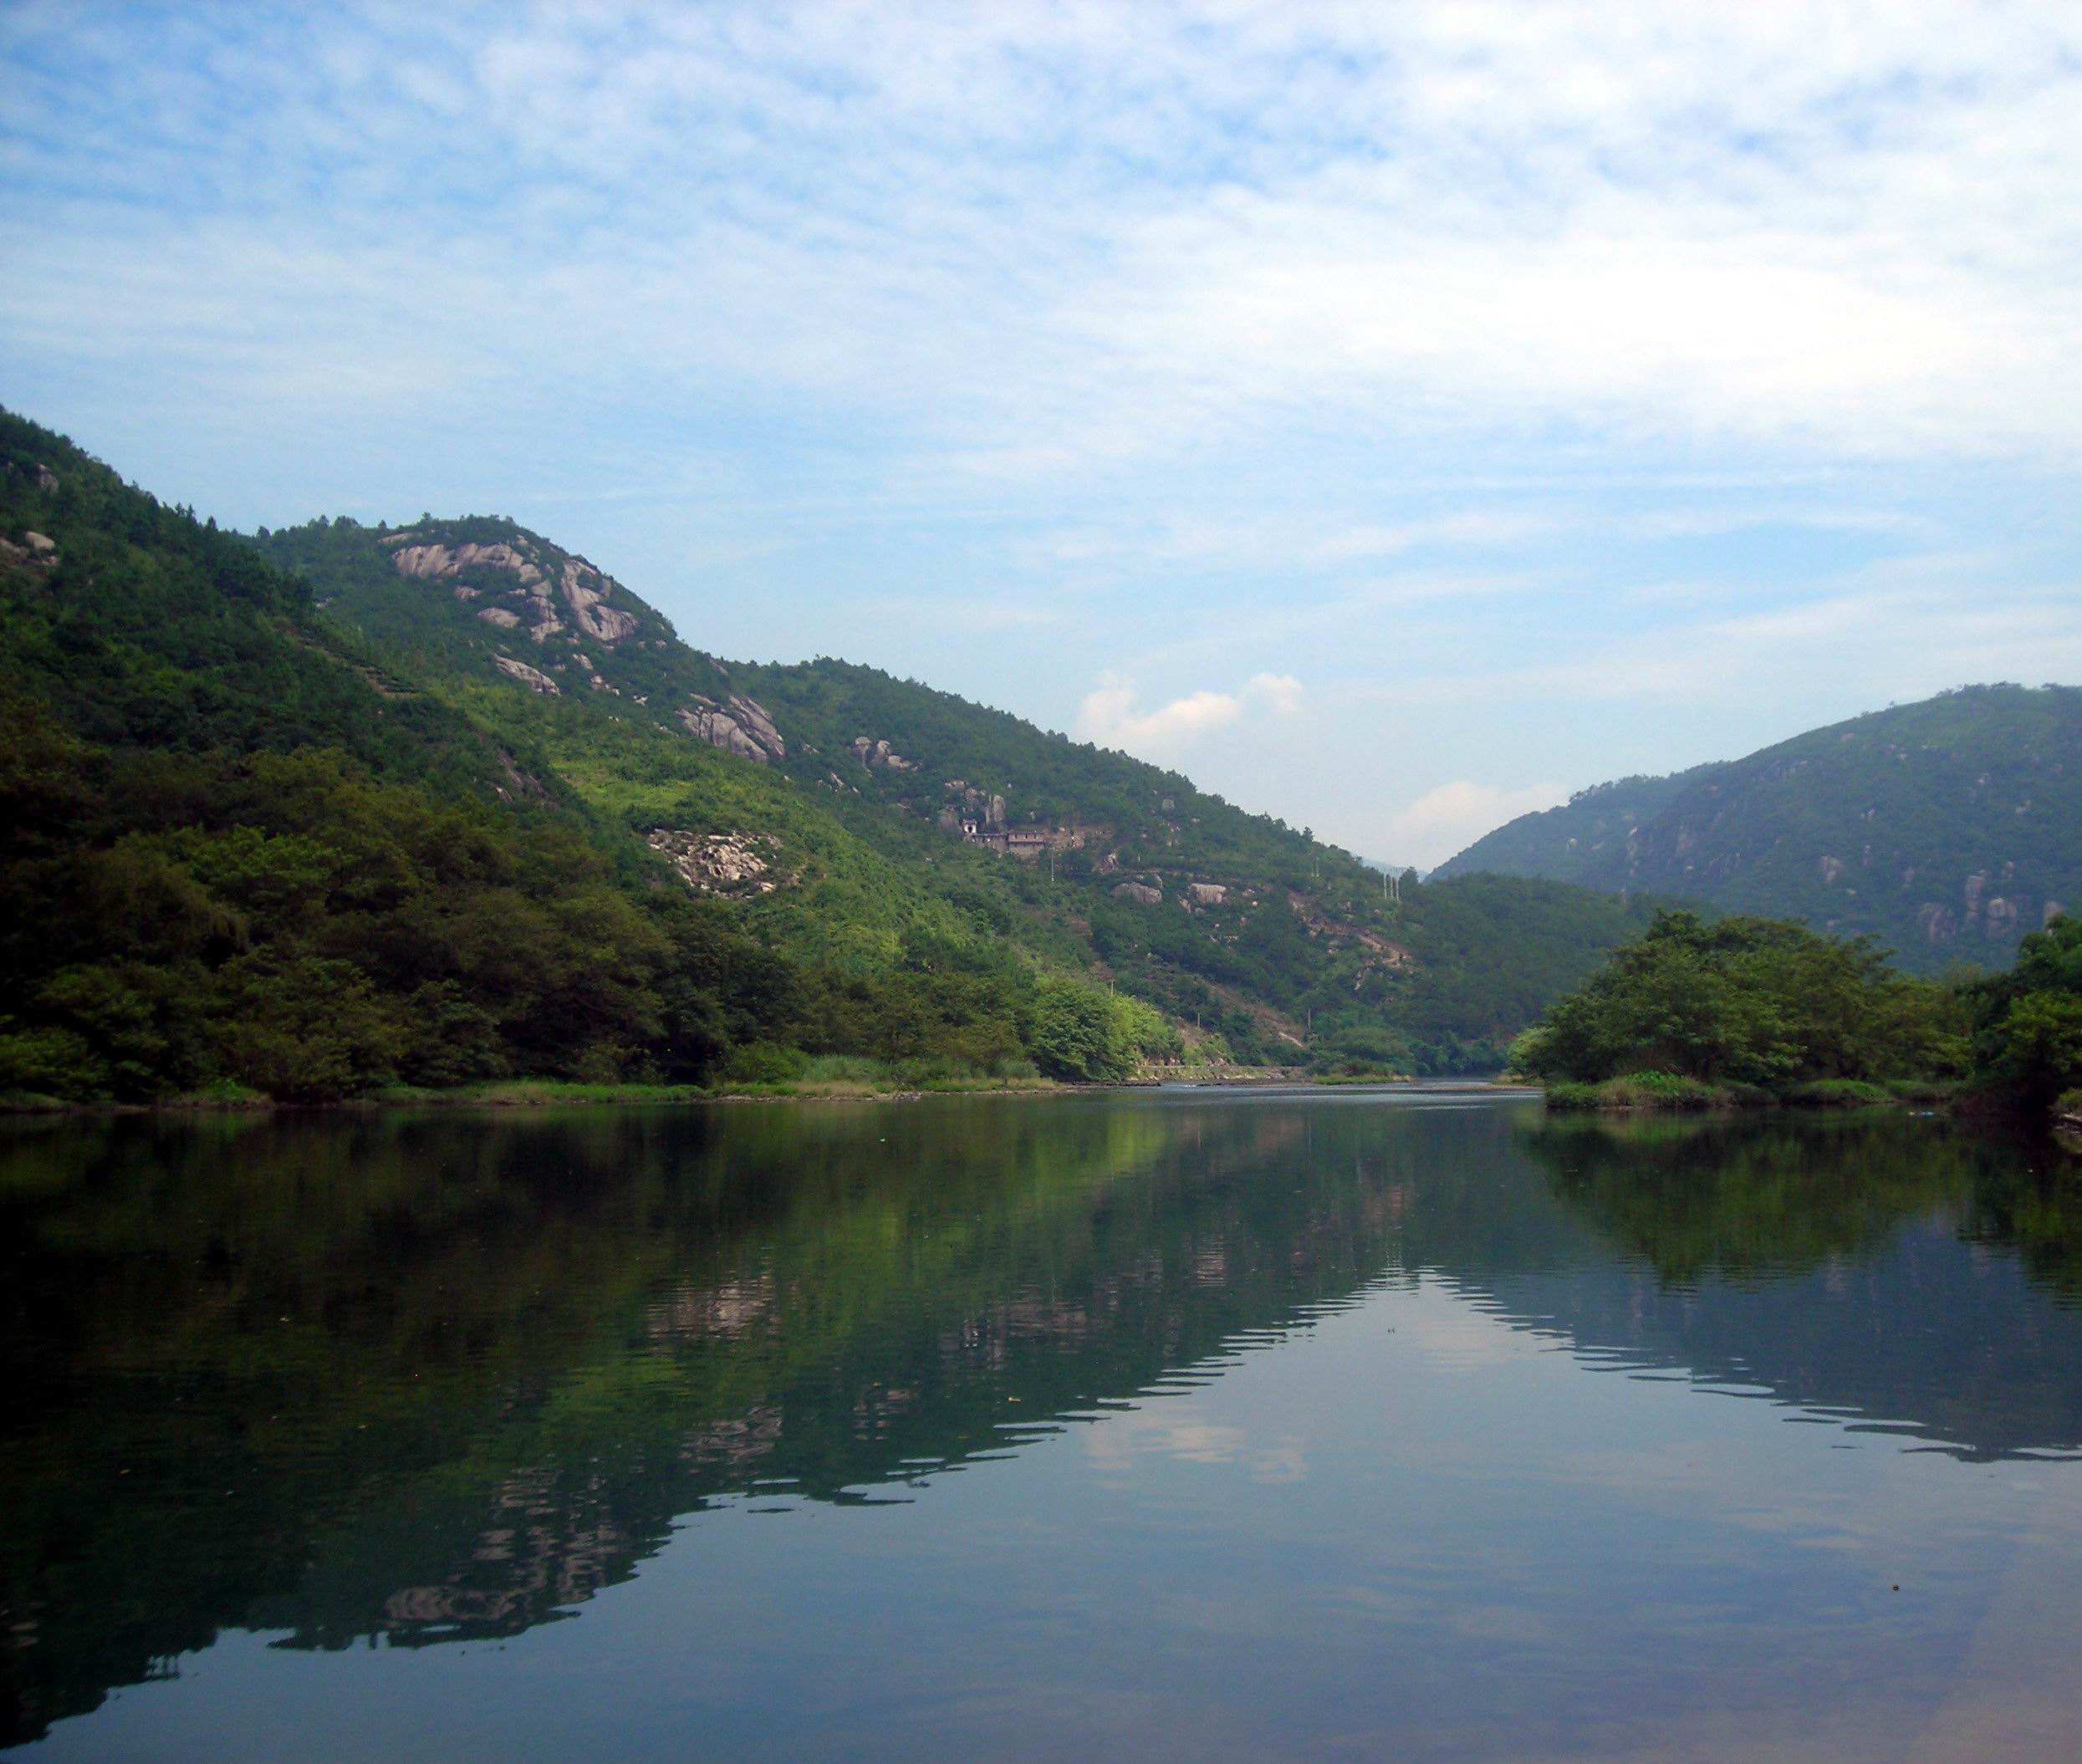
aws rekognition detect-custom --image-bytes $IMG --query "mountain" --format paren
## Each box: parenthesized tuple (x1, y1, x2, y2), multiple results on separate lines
(256, 510, 1666, 1072)
(1435, 686, 2082, 973)
(0, 405, 1661, 1100)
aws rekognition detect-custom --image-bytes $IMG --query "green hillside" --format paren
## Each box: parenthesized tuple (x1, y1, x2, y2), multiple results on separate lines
(256, 510, 1663, 1073)
(1436, 686, 2082, 973)
(0, 406, 1661, 1101)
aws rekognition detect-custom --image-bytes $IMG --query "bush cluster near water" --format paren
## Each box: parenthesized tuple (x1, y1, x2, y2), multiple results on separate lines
(1514, 908, 2082, 1119)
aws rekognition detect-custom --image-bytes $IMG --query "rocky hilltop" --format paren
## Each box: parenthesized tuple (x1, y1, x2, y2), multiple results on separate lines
(1436, 684, 2081, 972)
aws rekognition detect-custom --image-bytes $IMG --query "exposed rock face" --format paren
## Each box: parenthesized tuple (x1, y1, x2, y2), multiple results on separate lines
(727, 695, 785, 757)
(35, 464, 58, 493)
(390, 533, 642, 650)
(851, 736, 916, 771)
(492, 655, 560, 695)
(1918, 902, 1958, 943)
(940, 783, 1008, 837)
(1819, 855, 1845, 885)
(646, 829, 784, 897)
(678, 694, 786, 763)
(560, 558, 639, 644)
(391, 540, 532, 579)
(0, 533, 55, 570)
(1113, 881, 1162, 905)
(1187, 882, 1229, 905)
(493, 748, 554, 803)
(1986, 896, 2019, 938)
(477, 606, 522, 629)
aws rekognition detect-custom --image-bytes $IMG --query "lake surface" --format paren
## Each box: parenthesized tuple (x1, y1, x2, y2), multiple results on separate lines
(5, 1093, 2082, 1761)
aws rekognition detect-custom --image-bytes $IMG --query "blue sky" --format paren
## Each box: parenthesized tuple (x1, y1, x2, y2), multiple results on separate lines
(5, 2, 2080, 865)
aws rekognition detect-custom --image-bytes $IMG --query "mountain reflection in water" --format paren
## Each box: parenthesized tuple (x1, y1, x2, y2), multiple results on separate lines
(3, 1095, 2079, 1752)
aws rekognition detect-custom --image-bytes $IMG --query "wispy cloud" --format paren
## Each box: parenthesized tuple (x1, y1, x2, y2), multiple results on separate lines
(2, 3, 2078, 866)
(1391, 780, 1569, 865)
(8, 3, 2082, 468)
(1075, 670, 1303, 757)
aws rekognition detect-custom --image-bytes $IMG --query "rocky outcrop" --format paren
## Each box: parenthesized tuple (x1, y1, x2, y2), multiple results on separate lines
(0, 533, 56, 571)
(492, 655, 560, 695)
(727, 696, 784, 757)
(1113, 881, 1163, 905)
(1187, 882, 1229, 906)
(851, 736, 916, 771)
(941, 783, 1008, 837)
(678, 694, 786, 763)
(646, 830, 785, 897)
(492, 748, 554, 803)
(560, 558, 638, 645)
(391, 539, 537, 581)
(477, 606, 522, 629)
(390, 533, 643, 650)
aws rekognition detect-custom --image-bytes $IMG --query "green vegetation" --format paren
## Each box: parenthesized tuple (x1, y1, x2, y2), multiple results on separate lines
(1966, 914, 2082, 1117)
(1438, 684, 2082, 976)
(1516, 905, 2082, 1124)
(262, 511, 1665, 1075)
(1541, 1072, 1741, 1111)
(0, 412, 1125, 1101)
(0, 405, 1715, 1101)
(251, 483, 1666, 1077)
(1510, 910, 1967, 1103)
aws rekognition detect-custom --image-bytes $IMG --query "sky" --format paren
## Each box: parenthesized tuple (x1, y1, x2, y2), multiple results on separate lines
(4, 1, 2081, 868)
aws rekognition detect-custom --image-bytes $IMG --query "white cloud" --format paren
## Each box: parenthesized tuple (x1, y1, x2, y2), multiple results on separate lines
(8, 1, 2082, 472)
(1391, 779, 1569, 864)
(4, 0, 2081, 875)
(1074, 670, 1303, 757)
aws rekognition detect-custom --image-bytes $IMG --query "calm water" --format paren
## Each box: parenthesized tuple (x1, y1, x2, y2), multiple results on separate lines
(5, 1094, 2082, 1761)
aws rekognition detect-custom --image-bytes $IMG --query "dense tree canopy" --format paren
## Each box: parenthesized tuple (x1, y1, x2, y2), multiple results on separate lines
(1968, 915, 2082, 1115)
(1509, 911, 1968, 1093)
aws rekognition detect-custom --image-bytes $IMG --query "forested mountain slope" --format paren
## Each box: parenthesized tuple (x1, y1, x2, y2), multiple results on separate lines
(0, 405, 1661, 1100)
(1436, 686, 2081, 973)
(258, 508, 1664, 1073)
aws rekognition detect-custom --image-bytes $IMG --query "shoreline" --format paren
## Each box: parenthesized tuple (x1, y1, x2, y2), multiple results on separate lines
(0, 1073, 1520, 1118)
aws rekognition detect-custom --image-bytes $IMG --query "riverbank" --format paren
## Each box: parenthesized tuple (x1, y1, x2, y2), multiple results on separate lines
(1, 1068, 1519, 1115)
(0, 1073, 1069, 1114)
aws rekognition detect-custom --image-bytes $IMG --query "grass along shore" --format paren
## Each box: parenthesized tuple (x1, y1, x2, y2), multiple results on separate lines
(1534, 1072, 1960, 1113)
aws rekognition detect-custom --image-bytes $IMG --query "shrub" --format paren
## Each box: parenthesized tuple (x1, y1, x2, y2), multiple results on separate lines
(1783, 1078, 1895, 1107)
(722, 1042, 809, 1084)
(1024, 981, 1135, 1083)
(1595, 1071, 1722, 1110)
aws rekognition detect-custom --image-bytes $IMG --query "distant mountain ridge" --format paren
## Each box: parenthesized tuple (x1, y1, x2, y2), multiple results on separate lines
(1435, 686, 2081, 971)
